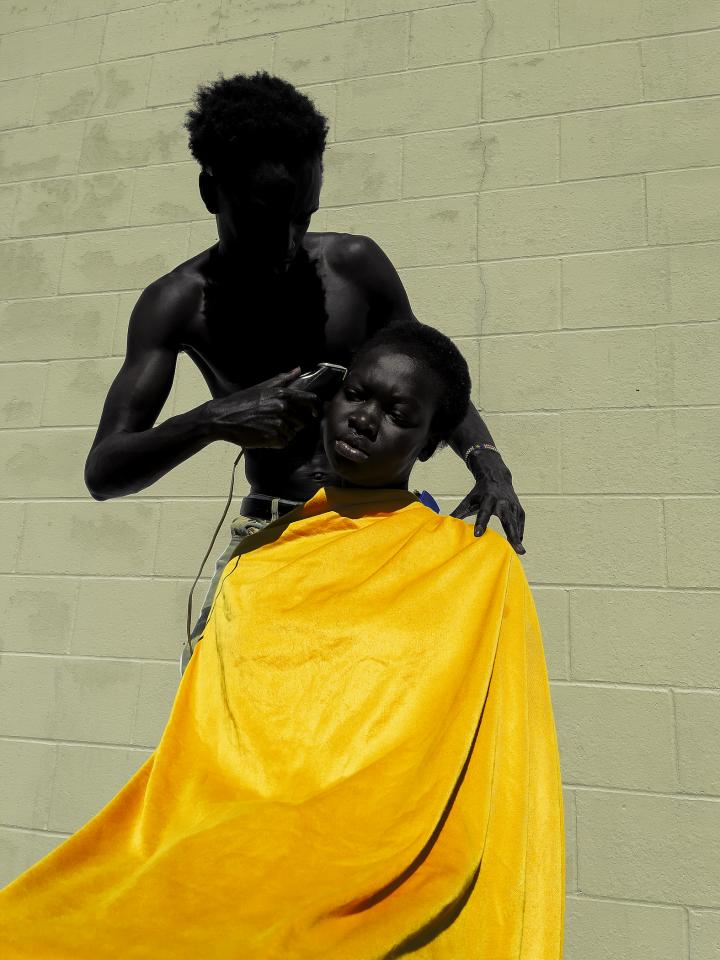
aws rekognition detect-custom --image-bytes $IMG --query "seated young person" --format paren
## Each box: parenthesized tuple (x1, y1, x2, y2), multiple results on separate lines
(0, 322, 565, 959)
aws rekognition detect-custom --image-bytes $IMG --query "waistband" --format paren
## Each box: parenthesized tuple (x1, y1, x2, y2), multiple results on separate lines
(239, 494, 304, 521)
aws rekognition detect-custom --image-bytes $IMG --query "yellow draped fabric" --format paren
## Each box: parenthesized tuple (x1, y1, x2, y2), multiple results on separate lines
(0, 485, 564, 959)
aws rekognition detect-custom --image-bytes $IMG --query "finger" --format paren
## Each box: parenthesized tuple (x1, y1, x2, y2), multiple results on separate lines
(503, 502, 526, 555)
(280, 389, 324, 414)
(516, 505, 526, 543)
(285, 407, 322, 429)
(280, 417, 306, 435)
(286, 411, 316, 434)
(265, 367, 302, 386)
(268, 417, 297, 442)
(269, 396, 318, 422)
(277, 401, 314, 425)
(473, 497, 496, 537)
(449, 495, 475, 521)
(500, 501, 521, 546)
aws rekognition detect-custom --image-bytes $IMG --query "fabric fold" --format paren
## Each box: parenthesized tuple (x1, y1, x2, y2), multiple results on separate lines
(0, 485, 564, 959)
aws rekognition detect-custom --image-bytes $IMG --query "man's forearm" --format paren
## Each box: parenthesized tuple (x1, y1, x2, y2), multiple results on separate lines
(85, 401, 216, 501)
(447, 401, 499, 464)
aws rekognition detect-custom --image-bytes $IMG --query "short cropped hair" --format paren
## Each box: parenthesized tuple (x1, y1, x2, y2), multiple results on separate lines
(184, 70, 329, 180)
(351, 321, 471, 451)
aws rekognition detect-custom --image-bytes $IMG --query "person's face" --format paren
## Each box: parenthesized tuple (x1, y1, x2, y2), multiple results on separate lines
(202, 154, 322, 276)
(322, 348, 443, 489)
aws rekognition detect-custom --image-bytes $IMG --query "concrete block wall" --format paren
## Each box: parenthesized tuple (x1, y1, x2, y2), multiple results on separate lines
(0, 1, 718, 955)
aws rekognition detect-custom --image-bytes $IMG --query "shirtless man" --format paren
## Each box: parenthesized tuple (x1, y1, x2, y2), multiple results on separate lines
(84, 71, 526, 558)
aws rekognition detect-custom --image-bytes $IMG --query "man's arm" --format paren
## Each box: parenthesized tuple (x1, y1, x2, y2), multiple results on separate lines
(84, 277, 215, 500)
(345, 234, 525, 552)
(85, 276, 323, 501)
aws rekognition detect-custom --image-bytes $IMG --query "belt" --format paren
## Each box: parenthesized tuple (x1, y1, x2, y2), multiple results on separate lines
(239, 494, 304, 521)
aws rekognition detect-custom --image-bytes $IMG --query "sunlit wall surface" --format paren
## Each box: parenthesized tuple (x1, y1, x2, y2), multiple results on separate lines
(1, 3, 719, 956)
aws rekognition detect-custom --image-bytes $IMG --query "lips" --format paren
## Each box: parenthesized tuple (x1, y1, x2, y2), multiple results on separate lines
(335, 434, 370, 462)
(341, 432, 370, 453)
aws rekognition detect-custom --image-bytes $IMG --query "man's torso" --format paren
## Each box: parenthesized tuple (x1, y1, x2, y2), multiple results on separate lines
(157, 231, 399, 499)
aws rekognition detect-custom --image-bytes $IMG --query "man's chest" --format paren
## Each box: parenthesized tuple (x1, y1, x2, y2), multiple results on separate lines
(180, 248, 373, 396)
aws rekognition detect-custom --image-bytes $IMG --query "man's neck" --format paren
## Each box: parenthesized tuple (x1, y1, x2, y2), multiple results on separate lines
(212, 240, 299, 284)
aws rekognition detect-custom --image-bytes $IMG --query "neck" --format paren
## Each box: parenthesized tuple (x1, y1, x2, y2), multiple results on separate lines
(211, 241, 286, 290)
(337, 477, 410, 491)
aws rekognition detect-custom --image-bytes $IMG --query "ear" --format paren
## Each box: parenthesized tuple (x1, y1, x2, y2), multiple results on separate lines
(417, 434, 441, 462)
(199, 169, 218, 215)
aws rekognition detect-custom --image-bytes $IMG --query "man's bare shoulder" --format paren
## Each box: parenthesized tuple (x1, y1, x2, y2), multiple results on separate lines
(129, 247, 211, 347)
(316, 231, 381, 276)
(313, 230, 414, 325)
(146, 246, 210, 305)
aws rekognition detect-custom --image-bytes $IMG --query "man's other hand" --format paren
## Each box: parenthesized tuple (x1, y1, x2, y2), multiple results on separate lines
(450, 454, 526, 553)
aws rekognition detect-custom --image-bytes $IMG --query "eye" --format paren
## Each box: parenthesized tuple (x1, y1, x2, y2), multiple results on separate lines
(344, 386, 361, 399)
(390, 412, 410, 426)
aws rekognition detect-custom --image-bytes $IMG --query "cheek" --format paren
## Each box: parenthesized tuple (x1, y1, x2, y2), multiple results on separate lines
(324, 398, 345, 432)
(329, 394, 351, 417)
(387, 425, 429, 458)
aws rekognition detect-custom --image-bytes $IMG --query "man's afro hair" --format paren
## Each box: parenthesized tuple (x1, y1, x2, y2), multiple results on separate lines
(351, 321, 472, 452)
(184, 70, 329, 179)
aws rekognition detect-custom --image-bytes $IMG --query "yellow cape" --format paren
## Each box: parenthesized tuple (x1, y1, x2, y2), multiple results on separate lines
(0, 486, 564, 959)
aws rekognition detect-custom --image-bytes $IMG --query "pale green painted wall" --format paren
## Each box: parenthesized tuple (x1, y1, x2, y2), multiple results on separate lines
(1, 1, 719, 955)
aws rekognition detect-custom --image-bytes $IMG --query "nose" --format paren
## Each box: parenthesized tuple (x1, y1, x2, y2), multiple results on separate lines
(348, 401, 379, 439)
